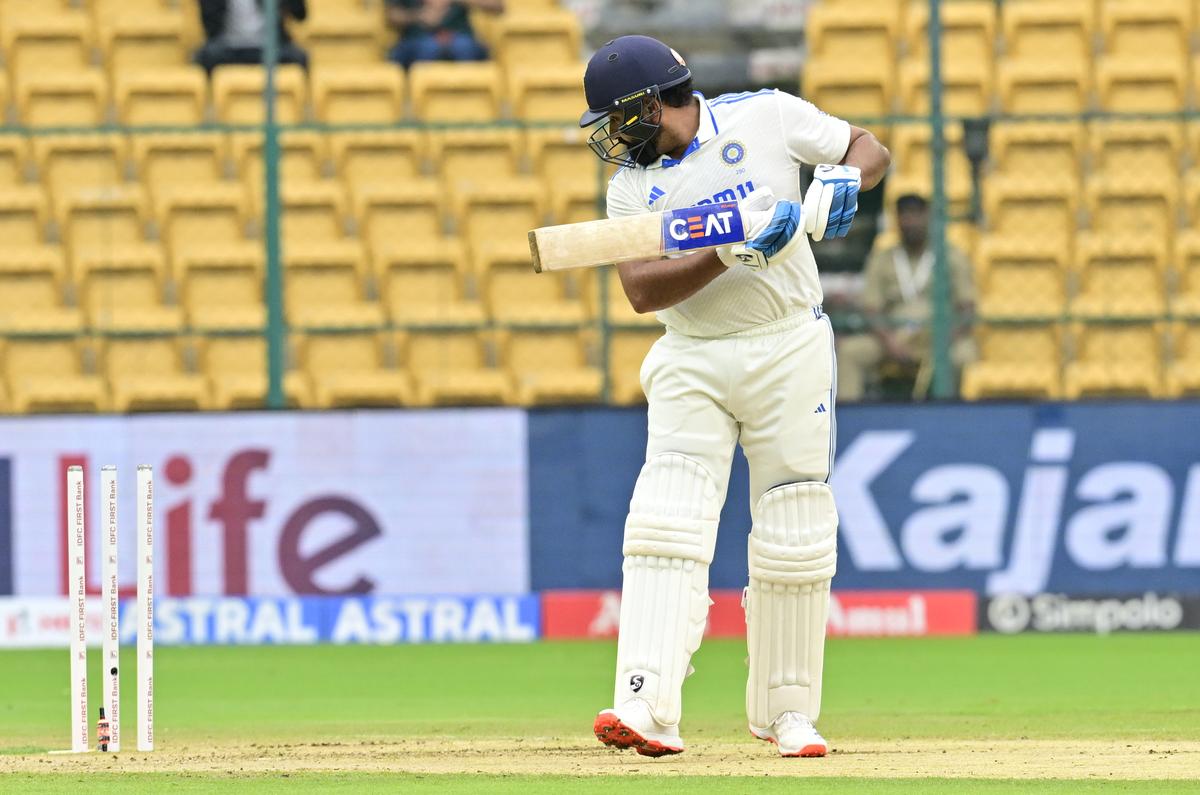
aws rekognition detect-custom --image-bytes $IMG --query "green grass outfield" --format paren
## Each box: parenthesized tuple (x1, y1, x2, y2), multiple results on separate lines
(3, 634, 1199, 792)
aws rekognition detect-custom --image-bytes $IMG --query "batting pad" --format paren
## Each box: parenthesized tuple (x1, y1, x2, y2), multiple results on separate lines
(615, 453, 721, 727)
(745, 481, 838, 728)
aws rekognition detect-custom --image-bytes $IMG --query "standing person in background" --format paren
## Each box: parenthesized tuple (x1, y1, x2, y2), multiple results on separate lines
(386, 0, 504, 69)
(836, 192, 976, 401)
(195, 0, 309, 74)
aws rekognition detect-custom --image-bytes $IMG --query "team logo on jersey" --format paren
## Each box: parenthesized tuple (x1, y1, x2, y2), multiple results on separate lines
(721, 140, 746, 165)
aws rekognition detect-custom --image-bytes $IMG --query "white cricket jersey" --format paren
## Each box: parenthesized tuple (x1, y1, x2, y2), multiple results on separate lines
(606, 89, 851, 337)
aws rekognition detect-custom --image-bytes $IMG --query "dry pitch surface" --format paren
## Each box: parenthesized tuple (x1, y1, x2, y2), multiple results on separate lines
(6, 737, 1200, 781)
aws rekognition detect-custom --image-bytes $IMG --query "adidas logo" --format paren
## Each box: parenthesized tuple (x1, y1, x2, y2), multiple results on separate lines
(648, 186, 665, 206)
(814, 403, 827, 414)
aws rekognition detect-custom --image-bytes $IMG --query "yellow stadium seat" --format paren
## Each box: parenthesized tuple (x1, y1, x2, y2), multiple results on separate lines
(1089, 120, 1183, 176)
(377, 241, 485, 325)
(329, 131, 424, 192)
(476, 239, 585, 325)
(409, 62, 503, 122)
(989, 122, 1083, 179)
(0, 0, 73, 18)
(947, 220, 979, 264)
(501, 328, 603, 405)
(509, 65, 586, 122)
(1166, 322, 1200, 397)
(1002, 0, 1094, 65)
(975, 236, 1067, 320)
(1085, 175, 1179, 246)
(181, 245, 266, 331)
(1069, 234, 1167, 319)
(114, 67, 206, 126)
(998, 58, 1090, 114)
(101, 14, 187, 75)
(103, 334, 209, 412)
(301, 0, 379, 17)
(212, 64, 307, 124)
(906, 1, 996, 63)
(132, 133, 227, 202)
(1063, 322, 1163, 399)
(296, 331, 410, 408)
(312, 65, 404, 123)
(76, 244, 184, 332)
(89, 0, 173, 23)
(58, 186, 149, 262)
(806, 2, 901, 66)
(1188, 122, 1200, 173)
(453, 177, 544, 255)
(201, 333, 309, 410)
(3, 13, 92, 82)
(177, 0, 205, 47)
(1183, 171, 1200, 223)
(609, 329, 662, 405)
(550, 179, 601, 225)
(983, 175, 1077, 252)
(1101, 0, 1189, 63)
(17, 70, 108, 128)
(1171, 231, 1200, 316)
(354, 180, 446, 260)
(157, 184, 250, 269)
(500, 0, 561, 8)
(32, 135, 127, 206)
(1097, 57, 1187, 113)
(526, 127, 596, 184)
(494, 11, 582, 68)
(0, 135, 28, 185)
(0, 186, 48, 245)
(280, 182, 348, 248)
(403, 329, 511, 406)
(299, 14, 380, 67)
(898, 59, 992, 116)
(0, 69, 8, 115)
(961, 322, 1062, 400)
(232, 131, 328, 199)
(888, 124, 972, 212)
(0, 246, 81, 333)
(429, 129, 521, 190)
(284, 242, 383, 329)
(4, 336, 105, 414)
(802, 58, 894, 119)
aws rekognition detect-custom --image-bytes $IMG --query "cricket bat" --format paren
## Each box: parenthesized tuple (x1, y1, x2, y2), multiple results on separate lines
(529, 201, 748, 273)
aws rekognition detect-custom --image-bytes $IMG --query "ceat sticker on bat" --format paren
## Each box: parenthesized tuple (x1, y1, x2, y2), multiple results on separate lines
(662, 202, 745, 253)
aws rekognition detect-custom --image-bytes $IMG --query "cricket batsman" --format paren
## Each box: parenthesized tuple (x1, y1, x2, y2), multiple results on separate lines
(580, 36, 890, 757)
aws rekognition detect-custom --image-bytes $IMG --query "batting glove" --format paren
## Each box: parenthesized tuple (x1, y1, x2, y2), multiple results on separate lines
(717, 188, 804, 271)
(802, 164, 861, 241)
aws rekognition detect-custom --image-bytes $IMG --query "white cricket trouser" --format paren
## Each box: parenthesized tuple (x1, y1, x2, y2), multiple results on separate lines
(641, 308, 837, 504)
(610, 308, 839, 729)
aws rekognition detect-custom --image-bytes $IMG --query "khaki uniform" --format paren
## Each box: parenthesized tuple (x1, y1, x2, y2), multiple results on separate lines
(837, 242, 976, 401)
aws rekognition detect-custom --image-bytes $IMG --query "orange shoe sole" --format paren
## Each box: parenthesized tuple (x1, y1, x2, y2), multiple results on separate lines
(594, 712, 684, 757)
(751, 729, 827, 758)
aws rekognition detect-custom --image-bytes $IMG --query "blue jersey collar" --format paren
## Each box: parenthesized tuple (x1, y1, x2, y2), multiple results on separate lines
(655, 91, 719, 170)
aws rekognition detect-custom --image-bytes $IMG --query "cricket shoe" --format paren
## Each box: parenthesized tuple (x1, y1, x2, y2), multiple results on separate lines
(594, 700, 685, 757)
(750, 711, 828, 758)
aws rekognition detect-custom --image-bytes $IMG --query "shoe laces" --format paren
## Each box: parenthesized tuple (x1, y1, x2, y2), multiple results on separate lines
(775, 711, 815, 732)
